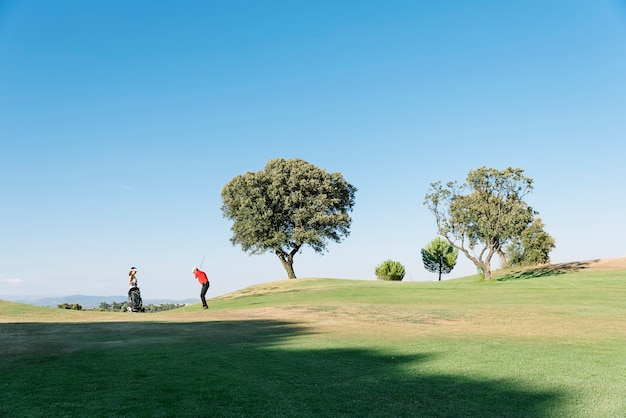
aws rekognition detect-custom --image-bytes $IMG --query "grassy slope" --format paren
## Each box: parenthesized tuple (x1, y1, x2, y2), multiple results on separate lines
(1, 263, 625, 417)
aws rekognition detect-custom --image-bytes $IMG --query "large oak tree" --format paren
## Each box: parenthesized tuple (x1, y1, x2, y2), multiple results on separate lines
(424, 167, 547, 281)
(221, 158, 357, 279)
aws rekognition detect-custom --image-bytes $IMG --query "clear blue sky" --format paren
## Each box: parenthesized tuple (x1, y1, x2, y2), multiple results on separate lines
(1, 1, 625, 300)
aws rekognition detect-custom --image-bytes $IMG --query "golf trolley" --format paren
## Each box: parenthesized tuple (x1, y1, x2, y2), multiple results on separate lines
(127, 286, 144, 312)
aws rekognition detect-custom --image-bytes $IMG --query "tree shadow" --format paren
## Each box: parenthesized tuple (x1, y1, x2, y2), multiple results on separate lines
(497, 260, 598, 281)
(1, 320, 567, 417)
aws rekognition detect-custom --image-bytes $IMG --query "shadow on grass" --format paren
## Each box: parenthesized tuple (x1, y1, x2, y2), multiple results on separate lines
(497, 260, 598, 282)
(1, 320, 566, 417)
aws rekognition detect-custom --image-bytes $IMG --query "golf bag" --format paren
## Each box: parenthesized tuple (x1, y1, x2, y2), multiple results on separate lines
(127, 286, 144, 312)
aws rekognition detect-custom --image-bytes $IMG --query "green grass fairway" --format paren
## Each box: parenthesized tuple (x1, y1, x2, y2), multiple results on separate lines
(1, 260, 625, 417)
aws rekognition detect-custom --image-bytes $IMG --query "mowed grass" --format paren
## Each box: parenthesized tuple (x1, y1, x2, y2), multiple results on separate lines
(1, 263, 625, 417)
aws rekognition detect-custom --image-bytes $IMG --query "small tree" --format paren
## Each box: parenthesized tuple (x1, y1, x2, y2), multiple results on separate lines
(421, 237, 458, 281)
(221, 158, 357, 279)
(375, 260, 406, 281)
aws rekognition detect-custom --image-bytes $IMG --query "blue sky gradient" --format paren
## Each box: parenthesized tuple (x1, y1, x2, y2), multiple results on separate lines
(1, 1, 625, 300)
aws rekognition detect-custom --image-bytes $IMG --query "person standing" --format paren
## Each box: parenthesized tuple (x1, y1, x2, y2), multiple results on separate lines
(127, 266, 144, 312)
(128, 267, 138, 288)
(192, 267, 210, 309)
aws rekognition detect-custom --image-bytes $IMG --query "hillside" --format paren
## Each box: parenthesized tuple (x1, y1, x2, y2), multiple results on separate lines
(154, 256, 626, 340)
(517, 256, 626, 271)
(1, 257, 625, 417)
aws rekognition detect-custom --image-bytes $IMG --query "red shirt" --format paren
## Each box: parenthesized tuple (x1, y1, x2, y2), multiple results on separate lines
(194, 269, 209, 284)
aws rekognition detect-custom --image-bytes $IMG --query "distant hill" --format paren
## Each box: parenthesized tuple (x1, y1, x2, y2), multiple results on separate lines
(0, 294, 197, 309)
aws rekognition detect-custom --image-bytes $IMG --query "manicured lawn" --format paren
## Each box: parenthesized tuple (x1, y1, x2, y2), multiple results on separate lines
(1, 265, 624, 417)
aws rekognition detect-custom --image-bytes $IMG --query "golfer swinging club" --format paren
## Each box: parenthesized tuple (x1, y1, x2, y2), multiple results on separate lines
(193, 266, 210, 309)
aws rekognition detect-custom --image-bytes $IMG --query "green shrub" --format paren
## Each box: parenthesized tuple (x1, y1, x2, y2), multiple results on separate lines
(57, 303, 83, 310)
(374, 259, 406, 281)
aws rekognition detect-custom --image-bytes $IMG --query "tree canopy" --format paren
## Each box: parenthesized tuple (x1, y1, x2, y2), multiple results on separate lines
(505, 217, 556, 267)
(221, 158, 357, 279)
(424, 166, 552, 280)
(421, 237, 458, 281)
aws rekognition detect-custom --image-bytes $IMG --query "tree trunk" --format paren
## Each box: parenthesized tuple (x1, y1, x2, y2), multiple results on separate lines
(442, 236, 494, 281)
(497, 249, 508, 269)
(482, 262, 492, 281)
(276, 249, 297, 279)
(282, 260, 296, 279)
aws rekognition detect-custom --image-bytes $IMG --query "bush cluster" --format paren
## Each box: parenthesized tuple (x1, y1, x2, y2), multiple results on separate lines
(96, 302, 188, 312)
(57, 303, 83, 310)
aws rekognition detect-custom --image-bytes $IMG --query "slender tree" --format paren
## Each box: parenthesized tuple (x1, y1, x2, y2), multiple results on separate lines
(424, 167, 538, 280)
(221, 158, 357, 279)
(421, 237, 458, 281)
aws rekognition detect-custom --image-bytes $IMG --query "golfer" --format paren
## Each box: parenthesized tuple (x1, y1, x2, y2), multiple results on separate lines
(128, 267, 138, 288)
(193, 267, 210, 309)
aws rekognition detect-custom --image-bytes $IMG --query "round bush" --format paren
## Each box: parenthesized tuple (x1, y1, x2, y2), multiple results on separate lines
(375, 260, 406, 281)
